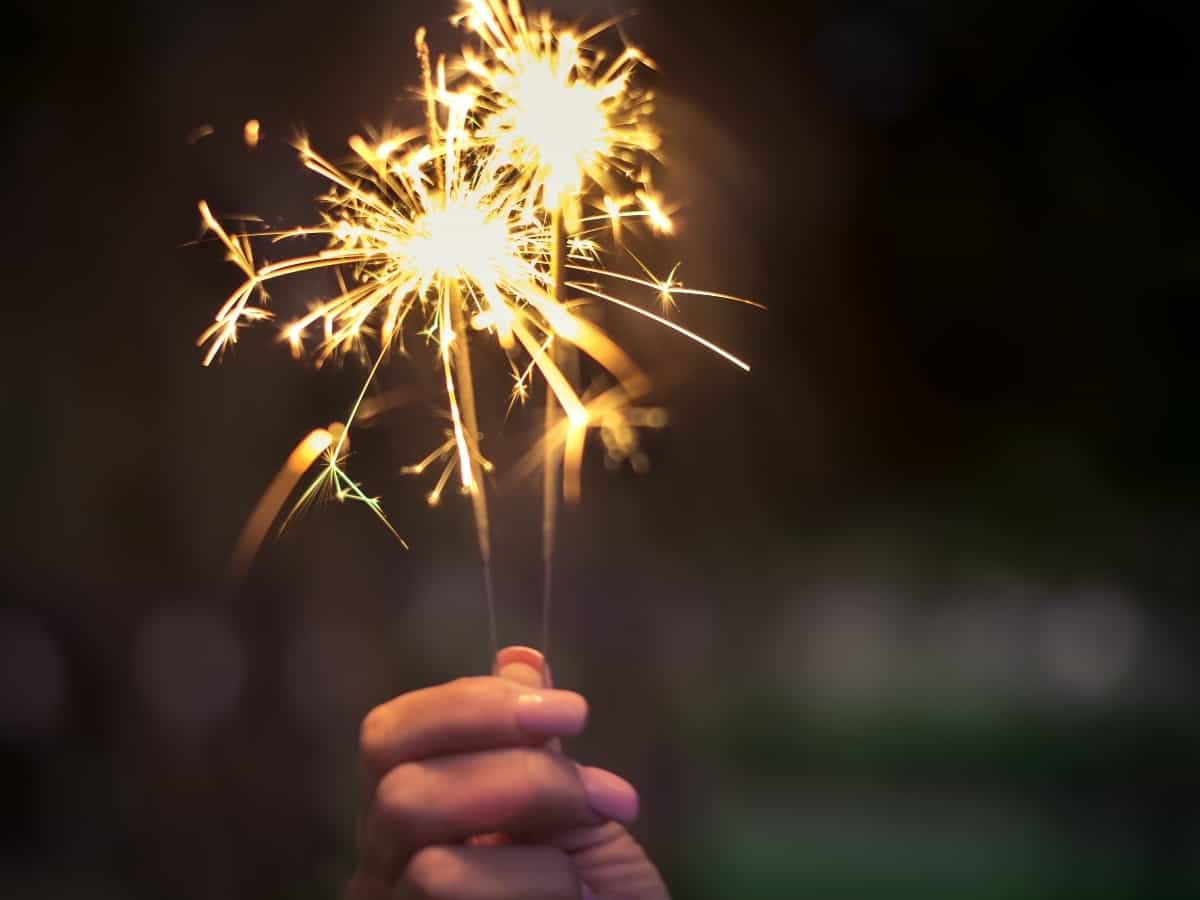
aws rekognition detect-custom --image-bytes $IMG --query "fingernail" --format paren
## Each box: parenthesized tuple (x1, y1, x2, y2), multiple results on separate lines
(580, 884, 598, 900)
(514, 690, 587, 737)
(493, 645, 547, 688)
(579, 766, 639, 823)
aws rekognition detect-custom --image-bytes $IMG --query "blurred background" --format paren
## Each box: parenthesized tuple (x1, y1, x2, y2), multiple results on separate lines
(2, 0, 1198, 897)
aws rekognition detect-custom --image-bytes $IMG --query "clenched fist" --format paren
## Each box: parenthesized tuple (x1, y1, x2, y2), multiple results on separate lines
(345, 646, 671, 900)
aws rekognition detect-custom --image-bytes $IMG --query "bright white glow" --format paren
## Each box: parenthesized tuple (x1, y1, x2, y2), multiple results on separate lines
(407, 201, 510, 280)
(504, 62, 608, 198)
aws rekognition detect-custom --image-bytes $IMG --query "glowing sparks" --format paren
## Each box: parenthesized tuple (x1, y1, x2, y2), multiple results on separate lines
(226, 422, 409, 586)
(198, 0, 758, 582)
(456, 0, 660, 225)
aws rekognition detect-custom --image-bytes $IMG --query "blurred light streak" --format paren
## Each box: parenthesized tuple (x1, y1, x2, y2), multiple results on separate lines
(227, 424, 345, 585)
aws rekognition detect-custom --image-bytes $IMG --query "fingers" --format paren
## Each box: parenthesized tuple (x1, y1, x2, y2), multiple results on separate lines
(360, 677, 586, 777)
(552, 822, 671, 900)
(363, 748, 638, 879)
(403, 845, 585, 900)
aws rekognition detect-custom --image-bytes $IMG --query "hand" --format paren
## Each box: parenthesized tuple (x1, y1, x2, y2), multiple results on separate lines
(345, 646, 671, 900)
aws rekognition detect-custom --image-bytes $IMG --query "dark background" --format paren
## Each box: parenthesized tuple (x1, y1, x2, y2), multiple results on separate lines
(2, 1, 1198, 897)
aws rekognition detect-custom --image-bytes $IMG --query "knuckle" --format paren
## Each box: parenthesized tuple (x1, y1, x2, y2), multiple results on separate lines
(373, 762, 427, 831)
(402, 847, 462, 899)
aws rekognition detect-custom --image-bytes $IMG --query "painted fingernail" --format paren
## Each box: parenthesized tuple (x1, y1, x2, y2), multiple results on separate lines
(579, 766, 639, 823)
(514, 690, 587, 737)
(494, 645, 547, 687)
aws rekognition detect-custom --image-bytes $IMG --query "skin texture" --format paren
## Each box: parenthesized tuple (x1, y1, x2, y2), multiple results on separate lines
(345, 647, 670, 900)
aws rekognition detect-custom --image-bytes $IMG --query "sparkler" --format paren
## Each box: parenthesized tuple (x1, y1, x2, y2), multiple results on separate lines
(198, 0, 760, 652)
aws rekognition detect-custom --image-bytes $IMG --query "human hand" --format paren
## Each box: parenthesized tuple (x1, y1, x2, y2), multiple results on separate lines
(346, 646, 670, 900)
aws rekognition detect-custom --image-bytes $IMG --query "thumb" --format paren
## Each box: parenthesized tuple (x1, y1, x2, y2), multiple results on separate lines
(493, 644, 561, 752)
(553, 822, 671, 900)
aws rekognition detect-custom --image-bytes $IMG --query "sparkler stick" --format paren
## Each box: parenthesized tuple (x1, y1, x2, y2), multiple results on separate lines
(542, 206, 568, 654)
(420, 26, 500, 653)
(447, 278, 498, 653)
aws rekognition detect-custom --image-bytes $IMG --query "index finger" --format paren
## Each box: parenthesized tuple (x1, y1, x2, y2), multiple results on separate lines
(360, 677, 587, 777)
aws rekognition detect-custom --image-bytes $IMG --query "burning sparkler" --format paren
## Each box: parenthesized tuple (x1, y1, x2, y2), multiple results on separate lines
(454, 0, 662, 227)
(198, 0, 760, 651)
(453, 0, 671, 644)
